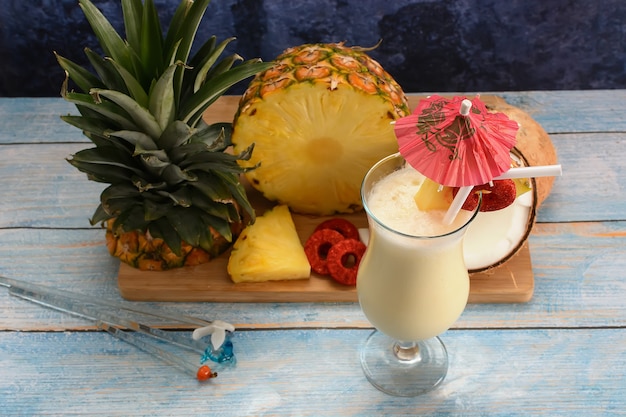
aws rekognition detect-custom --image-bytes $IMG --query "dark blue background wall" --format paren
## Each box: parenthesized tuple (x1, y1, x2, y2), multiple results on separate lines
(1, 0, 625, 96)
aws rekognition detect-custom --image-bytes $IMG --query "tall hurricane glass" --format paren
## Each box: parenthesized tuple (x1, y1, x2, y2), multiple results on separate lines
(357, 153, 481, 397)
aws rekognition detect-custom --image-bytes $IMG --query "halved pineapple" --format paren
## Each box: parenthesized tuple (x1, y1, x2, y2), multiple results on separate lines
(227, 205, 310, 283)
(232, 42, 410, 215)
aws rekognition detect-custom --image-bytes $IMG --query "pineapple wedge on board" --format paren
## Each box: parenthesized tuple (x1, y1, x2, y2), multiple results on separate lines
(227, 205, 310, 283)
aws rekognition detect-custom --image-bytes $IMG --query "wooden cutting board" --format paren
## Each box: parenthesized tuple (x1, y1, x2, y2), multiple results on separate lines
(118, 246, 533, 304)
(117, 94, 534, 303)
(117, 179, 534, 303)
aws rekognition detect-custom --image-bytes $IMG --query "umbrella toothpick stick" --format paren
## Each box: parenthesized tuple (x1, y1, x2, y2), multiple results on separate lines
(442, 164, 563, 225)
(460, 99, 472, 116)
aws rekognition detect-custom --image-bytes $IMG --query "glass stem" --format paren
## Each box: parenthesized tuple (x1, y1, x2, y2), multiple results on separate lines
(393, 341, 421, 363)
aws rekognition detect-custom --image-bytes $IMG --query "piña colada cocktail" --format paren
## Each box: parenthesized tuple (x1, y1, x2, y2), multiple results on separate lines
(357, 153, 481, 397)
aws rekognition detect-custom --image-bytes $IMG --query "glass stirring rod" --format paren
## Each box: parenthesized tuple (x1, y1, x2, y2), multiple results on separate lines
(1, 276, 235, 381)
(97, 320, 217, 381)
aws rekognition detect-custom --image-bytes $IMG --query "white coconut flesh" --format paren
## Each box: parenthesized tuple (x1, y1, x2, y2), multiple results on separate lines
(463, 189, 533, 272)
(463, 151, 535, 272)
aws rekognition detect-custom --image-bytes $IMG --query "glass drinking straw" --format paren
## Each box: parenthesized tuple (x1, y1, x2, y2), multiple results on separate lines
(0, 276, 235, 381)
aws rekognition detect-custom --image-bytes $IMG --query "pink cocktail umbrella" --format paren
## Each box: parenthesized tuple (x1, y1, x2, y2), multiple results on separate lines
(394, 95, 519, 187)
(393, 95, 562, 224)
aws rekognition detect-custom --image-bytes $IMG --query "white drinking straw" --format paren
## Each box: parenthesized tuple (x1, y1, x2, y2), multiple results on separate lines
(492, 164, 562, 180)
(443, 185, 474, 225)
(442, 164, 563, 225)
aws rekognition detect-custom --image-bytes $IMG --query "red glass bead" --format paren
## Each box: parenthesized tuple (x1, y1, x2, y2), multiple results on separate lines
(197, 365, 218, 381)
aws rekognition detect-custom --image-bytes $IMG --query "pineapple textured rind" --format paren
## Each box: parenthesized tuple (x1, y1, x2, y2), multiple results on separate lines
(227, 205, 310, 283)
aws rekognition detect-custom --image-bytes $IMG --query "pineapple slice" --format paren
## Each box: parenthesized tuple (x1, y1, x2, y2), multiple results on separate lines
(513, 177, 532, 197)
(227, 205, 310, 283)
(232, 43, 410, 216)
(413, 178, 453, 211)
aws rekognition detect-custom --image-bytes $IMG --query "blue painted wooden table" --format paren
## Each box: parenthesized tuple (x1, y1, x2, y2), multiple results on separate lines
(1, 91, 625, 416)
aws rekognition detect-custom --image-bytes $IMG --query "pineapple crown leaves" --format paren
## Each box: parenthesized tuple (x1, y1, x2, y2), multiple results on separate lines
(57, 0, 272, 128)
(58, 0, 272, 255)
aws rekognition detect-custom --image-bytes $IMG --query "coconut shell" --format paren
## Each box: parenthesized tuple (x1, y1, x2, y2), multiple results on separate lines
(471, 96, 556, 273)
(401, 95, 558, 273)
(483, 96, 558, 207)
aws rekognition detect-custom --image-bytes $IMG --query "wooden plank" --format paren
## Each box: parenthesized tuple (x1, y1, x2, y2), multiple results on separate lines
(3, 91, 626, 146)
(537, 132, 626, 223)
(2, 94, 626, 330)
(0, 143, 104, 228)
(1, 94, 624, 415)
(0, 98, 83, 144)
(1, 328, 624, 416)
(2, 133, 624, 226)
(3, 221, 626, 331)
(499, 90, 626, 133)
(3, 107, 623, 228)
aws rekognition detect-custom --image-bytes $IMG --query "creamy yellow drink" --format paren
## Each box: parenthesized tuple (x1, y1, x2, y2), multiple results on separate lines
(357, 158, 477, 342)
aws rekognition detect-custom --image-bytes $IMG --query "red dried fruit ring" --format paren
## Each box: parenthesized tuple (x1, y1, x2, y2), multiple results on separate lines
(314, 218, 360, 241)
(304, 229, 345, 275)
(326, 239, 367, 286)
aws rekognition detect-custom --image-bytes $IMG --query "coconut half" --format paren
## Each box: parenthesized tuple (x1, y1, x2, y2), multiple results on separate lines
(463, 150, 538, 272)
(462, 97, 558, 273)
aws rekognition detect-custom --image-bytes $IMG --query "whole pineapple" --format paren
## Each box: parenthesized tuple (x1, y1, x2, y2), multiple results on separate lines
(57, 0, 271, 270)
(231, 42, 410, 215)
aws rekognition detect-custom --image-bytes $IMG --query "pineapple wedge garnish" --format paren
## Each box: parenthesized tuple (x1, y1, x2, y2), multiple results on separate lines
(414, 178, 454, 211)
(227, 205, 310, 283)
(513, 177, 532, 197)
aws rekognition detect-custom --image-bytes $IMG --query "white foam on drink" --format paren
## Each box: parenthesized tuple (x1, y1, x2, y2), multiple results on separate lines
(366, 165, 533, 270)
(366, 167, 471, 237)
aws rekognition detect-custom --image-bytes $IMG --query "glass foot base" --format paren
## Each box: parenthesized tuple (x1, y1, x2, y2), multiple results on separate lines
(360, 330, 448, 397)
